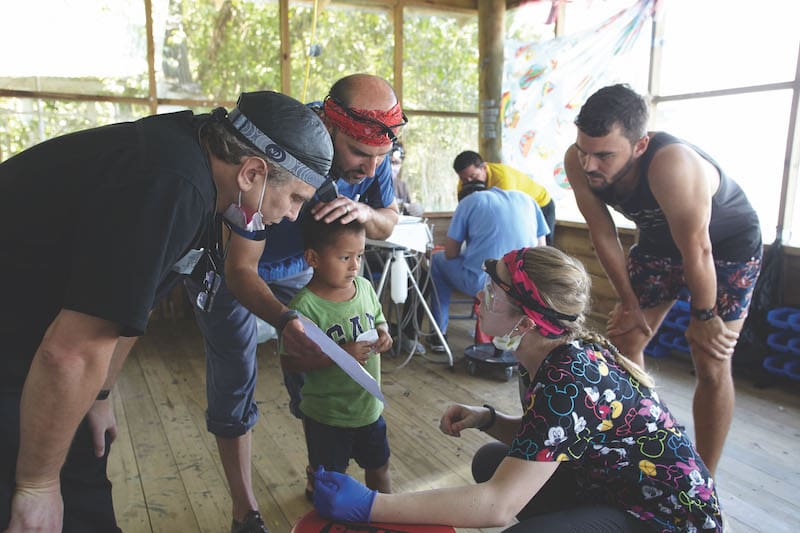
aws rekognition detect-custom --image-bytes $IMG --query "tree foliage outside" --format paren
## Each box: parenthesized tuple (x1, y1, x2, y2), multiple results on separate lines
(0, 0, 481, 211)
(159, 0, 282, 100)
(289, 3, 394, 103)
(401, 115, 479, 212)
(403, 9, 479, 113)
(0, 98, 149, 161)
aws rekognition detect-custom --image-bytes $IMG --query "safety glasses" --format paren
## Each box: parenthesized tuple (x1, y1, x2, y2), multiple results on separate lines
(482, 259, 521, 313)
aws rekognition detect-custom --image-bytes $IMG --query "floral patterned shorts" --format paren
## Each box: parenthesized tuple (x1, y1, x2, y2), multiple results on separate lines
(628, 245, 762, 321)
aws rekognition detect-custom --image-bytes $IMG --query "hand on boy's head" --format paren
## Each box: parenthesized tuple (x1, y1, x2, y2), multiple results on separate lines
(311, 196, 368, 225)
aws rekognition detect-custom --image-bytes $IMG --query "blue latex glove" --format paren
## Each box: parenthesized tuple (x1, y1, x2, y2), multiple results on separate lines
(313, 465, 377, 523)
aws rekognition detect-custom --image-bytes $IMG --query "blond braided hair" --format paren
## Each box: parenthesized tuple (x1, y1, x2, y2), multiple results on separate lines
(520, 247, 655, 389)
(573, 331, 655, 389)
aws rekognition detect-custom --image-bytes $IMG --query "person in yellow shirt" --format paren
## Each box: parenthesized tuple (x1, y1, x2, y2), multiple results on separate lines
(454, 150, 555, 245)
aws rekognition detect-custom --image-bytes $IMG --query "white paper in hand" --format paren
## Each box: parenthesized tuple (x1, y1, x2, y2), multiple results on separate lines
(298, 316, 385, 403)
(356, 329, 379, 344)
(356, 328, 380, 356)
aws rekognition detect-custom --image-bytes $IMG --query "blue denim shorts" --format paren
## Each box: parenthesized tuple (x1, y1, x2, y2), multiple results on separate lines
(303, 415, 390, 472)
(628, 245, 762, 321)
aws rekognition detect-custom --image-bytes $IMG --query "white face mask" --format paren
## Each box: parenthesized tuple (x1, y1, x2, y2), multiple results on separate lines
(492, 317, 526, 352)
(222, 177, 268, 240)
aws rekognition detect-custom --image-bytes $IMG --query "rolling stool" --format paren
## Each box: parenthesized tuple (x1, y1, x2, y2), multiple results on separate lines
(463, 299, 517, 381)
(292, 510, 455, 532)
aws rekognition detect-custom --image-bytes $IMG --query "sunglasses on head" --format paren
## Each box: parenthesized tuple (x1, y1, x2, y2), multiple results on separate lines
(325, 95, 408, 144)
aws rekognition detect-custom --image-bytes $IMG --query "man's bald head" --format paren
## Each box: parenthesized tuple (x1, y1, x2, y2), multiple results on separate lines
(329, 74, 398, 112)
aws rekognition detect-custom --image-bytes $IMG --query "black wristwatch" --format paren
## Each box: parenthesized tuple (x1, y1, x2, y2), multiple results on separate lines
(478, 404, 497, 432)
(277, 309, 300, 332)
(690, 306, 717, 321)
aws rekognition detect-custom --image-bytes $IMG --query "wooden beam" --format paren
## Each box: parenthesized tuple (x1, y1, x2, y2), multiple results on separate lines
(647, 0, 665, 98)
(402, 109, 477, 119)
(775, 41, 800, 241)
(0, 89, 237, 110)
(651, 81, 795, 103)
(394, 2, 404, 103)
(280, 0, 291, 94)
(144, 0, 157, 114)
(373, 0, 477, 10)
(478, 0, 504, 162)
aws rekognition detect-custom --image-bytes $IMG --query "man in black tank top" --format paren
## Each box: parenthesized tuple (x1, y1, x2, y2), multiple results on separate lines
(563, 84, 762, 475)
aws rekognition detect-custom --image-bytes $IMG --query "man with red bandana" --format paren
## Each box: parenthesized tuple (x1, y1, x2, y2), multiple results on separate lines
(182, 74, 404, 532)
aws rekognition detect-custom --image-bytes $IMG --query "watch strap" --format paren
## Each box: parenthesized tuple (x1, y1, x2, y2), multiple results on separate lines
(690, 306, 717, 321)
(477, 404, 496, 432)
(277, 309, 300, 332)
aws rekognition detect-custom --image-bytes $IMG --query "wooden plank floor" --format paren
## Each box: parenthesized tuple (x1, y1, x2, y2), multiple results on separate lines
(109, 315, 800, 532)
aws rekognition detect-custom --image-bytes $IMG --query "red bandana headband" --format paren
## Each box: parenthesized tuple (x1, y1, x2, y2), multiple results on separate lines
(501, 248, 579, 338)
(323, 96, 405, 146)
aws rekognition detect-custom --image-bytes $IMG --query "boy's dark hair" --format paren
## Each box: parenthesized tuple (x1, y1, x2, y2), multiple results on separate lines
(574, 84, 649, 144)
(301, 214, 365, 252)
(453, 150, 484, 172)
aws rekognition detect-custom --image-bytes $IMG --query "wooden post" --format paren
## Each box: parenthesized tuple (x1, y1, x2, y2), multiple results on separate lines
(280, 0, 291, 95)
(776, 41, 800, 241)
(478, 0, 504, 162)
(394, 2, 404, 104)
(144, 0, 158, 115)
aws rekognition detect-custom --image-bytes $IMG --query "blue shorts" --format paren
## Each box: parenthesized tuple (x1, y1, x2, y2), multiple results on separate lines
(628, 245, 762, 321)
(184, 268, 313, 437)
(184, 275, 259, 438)
(303, 415, 390, 473)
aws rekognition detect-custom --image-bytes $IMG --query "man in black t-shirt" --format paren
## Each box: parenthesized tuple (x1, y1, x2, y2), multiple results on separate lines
(0, 91, 333, 533)
(564, 84, 762, 475)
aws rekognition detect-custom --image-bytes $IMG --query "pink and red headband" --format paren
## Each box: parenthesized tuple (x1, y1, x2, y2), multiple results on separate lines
(485, 248, 579, 338)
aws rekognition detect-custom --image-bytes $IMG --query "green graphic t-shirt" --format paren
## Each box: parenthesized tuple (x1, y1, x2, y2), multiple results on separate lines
(288, 276, 386, 427)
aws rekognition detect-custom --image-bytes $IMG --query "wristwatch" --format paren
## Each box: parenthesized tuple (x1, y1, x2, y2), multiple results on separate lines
(277, 309, 300, 332)
(690, 306, 717, 321)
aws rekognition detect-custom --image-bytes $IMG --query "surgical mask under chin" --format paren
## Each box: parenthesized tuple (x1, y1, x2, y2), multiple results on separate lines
(223, 178, 268, 241)
(492, 317, 526, 352)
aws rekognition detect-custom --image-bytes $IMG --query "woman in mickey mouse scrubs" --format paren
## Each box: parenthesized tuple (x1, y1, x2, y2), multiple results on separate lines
(313, 246, 723, 532)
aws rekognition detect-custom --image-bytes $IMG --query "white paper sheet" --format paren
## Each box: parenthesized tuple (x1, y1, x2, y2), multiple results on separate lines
(365, 219, 431, 253)
(356, 328, 379, 344)
(299, 316, 385, 403)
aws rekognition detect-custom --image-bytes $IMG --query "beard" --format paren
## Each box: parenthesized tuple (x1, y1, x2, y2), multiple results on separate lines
(585, 154, 636, 192)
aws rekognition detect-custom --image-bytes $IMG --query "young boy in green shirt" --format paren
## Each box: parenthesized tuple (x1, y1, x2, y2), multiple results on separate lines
(280, 216, 393, 502)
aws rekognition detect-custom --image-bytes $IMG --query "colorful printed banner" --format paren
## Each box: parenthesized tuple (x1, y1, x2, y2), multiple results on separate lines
(502, 0, 656, 200)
